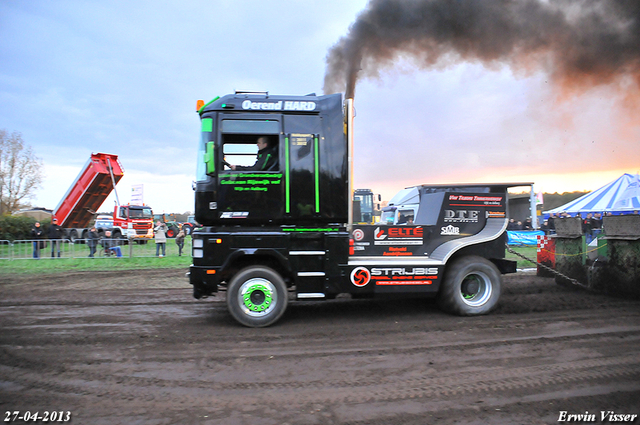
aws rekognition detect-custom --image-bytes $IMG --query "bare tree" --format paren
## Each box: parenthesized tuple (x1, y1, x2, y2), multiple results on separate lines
(0, 130, 44, 215)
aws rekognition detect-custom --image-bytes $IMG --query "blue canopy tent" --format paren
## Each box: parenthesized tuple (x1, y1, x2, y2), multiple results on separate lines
(544, 173, 640, 218)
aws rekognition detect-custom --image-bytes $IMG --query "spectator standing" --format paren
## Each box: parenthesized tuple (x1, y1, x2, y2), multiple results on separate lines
(548, 213, 557, 233)
(48, 218, 64, 257)
(154, 221, 168, 257)
(31, 221, 44, 259)
(582, 213, 594, 233)
(175, 228, 185, 256)
(592, 213, 603, 229)
(87, 226, 99, 258)
(582, 213, 596, 243)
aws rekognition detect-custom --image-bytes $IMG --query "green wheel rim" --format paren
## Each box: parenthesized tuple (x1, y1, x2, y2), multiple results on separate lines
(238, 278, 277, 317)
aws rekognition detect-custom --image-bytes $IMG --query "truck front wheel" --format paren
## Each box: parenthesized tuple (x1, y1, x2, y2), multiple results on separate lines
(437, 256, 501, 316)
(227, 266, 288, 327)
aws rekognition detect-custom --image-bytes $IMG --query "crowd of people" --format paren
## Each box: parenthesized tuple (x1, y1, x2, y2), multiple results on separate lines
(506, 217, 534, 231)
(506, 211, 637, 244)
(508, 212, 613, 235)
(28, 219, 189, 259)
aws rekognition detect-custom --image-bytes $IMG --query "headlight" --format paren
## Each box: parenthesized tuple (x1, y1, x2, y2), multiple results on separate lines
(193, 239, 203, 248)
(193, 249, 203, 258)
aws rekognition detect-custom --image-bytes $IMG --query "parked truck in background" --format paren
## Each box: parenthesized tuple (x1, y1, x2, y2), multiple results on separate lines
(94, 214, 114, 236)
(188, 91, 526, 327)
(380, 187, 421, 225)
(353, 188, 379, 224)
(53, 153, 154, 242)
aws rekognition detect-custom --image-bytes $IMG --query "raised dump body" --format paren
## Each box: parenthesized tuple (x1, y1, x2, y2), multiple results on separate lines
(54, 153, 123, 228)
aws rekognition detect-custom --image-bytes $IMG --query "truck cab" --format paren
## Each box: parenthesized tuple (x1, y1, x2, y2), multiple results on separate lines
(193, 91, 348, 226)
(353, 188, 377, 224)
(112, 204, 154, 240)
(380, 187, 420, 225)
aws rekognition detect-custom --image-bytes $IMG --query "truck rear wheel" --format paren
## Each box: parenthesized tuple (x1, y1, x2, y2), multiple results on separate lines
(182, 223, 194, 236)
(437, 256, 501, 316)
(227, 266, 288, 327)
(166, 225, 178, 238)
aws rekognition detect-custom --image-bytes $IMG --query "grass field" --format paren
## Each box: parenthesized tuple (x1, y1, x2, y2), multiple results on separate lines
(504, 245, 538, 268)
(0, 255, 192, 274)
(0, 245, 539, 275)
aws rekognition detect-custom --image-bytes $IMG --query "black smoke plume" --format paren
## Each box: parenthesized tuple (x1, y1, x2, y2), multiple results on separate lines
(324, 0, 640, 99)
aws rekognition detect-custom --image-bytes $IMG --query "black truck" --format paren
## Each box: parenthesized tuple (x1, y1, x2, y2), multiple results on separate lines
(188, 91, 523, 327)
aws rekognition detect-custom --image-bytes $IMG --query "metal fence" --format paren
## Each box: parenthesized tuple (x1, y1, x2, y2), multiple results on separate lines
(0, 240, 10, 260)
(0, 238, 191, 260)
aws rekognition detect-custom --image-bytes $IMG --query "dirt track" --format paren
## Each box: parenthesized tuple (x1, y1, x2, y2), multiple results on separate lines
(1, 269, 639, 425)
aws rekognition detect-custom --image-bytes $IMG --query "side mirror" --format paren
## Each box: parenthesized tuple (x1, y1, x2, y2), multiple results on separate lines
(204, 141, 215, 175)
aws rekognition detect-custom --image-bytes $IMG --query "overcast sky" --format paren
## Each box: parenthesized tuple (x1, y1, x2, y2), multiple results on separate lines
(1, 0, 638, 214)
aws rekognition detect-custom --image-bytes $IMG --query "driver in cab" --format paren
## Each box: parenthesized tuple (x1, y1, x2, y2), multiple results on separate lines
(229, 136, 277, 171)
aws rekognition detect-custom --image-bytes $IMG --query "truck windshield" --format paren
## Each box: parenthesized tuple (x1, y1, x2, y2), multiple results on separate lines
(128, 207, 153, 218)
(397, 209, 415, 224)
(380, 209, 395, 225)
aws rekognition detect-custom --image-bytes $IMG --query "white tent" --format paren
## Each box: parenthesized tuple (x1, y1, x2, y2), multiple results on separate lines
(544, 173, 640, 217)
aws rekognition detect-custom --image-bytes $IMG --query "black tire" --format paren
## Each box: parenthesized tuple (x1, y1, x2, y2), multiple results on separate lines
(69, 229, 78, 243)
(166, 225, 178, 238)
(437, 256, 502, 316)
(226, 266, 288, 327)
(183, 223, 194, 236)
(111, 230, 128, 245)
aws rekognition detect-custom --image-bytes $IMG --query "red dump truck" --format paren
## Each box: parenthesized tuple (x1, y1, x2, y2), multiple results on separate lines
(53, 153, 154, 242)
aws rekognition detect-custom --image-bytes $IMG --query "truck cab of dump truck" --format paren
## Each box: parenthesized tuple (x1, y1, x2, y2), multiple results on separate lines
(112, 204, 154, 240)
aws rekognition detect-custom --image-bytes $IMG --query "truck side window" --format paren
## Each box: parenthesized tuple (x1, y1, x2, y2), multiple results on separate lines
(223, 136, 259, 169)
(397, 209, 415, 225)
(220, 119, 280, 172)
